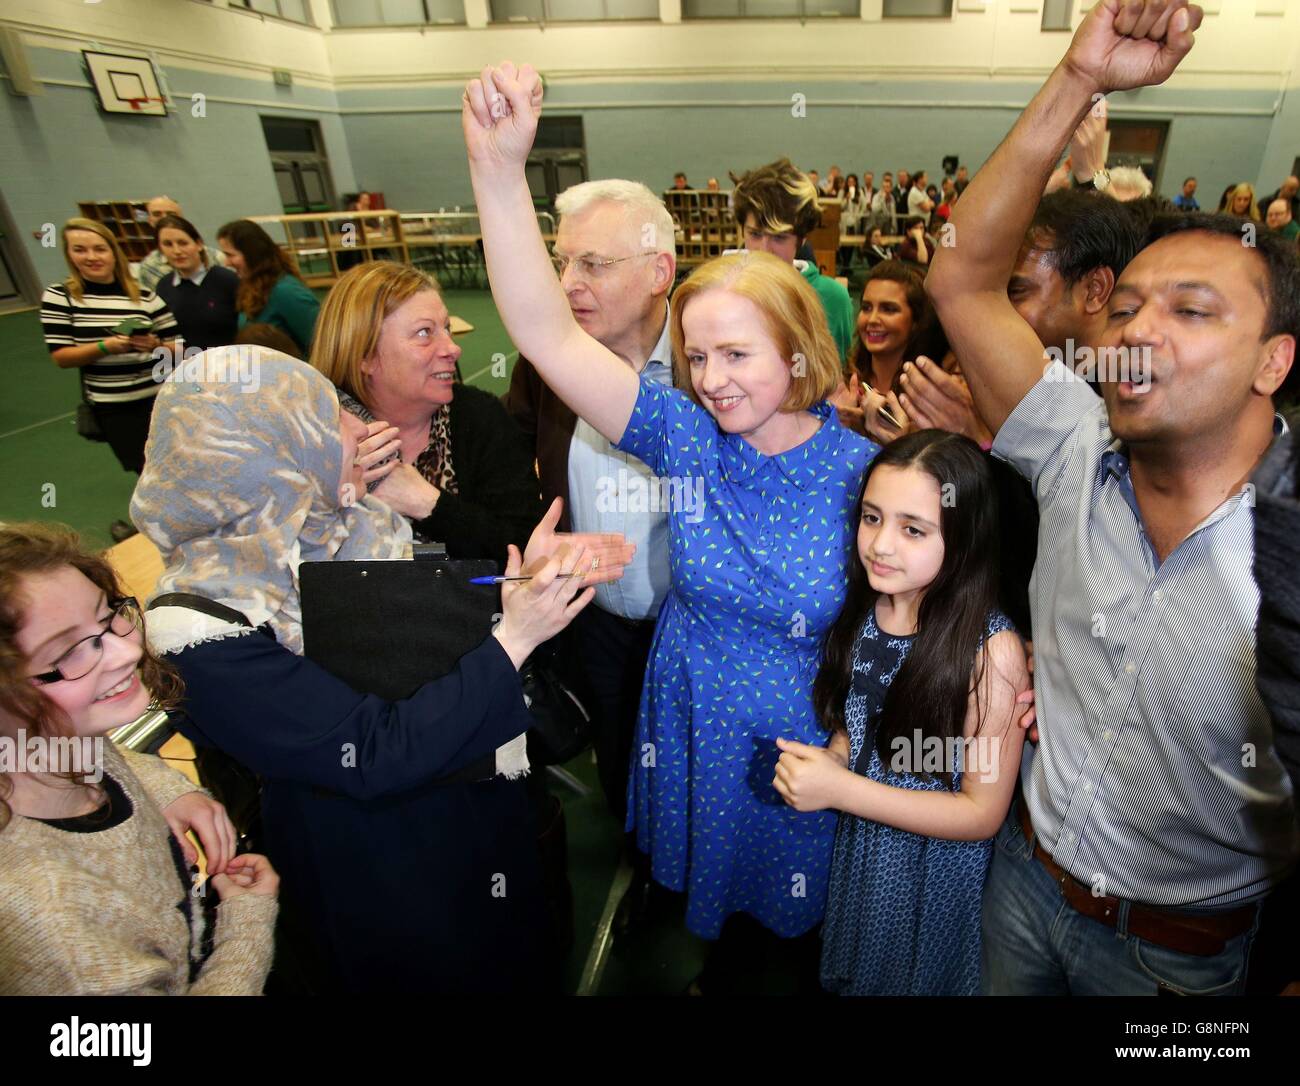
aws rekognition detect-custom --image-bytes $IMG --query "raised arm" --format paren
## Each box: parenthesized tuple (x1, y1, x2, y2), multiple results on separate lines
(462, 63, 639, 444)
(926, 0, 1203, 434)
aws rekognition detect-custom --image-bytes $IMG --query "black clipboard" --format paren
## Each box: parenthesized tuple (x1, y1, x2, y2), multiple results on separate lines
(299, 546, 502, 781)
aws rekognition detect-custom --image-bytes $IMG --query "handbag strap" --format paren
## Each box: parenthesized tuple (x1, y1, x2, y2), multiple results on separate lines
(148, 592, 254, 628)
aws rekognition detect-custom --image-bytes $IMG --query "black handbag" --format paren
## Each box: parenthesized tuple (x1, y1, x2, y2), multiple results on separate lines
(520, 641, 593, 766)
(72, 310, 106, 443)
(76, 398, 106, 442)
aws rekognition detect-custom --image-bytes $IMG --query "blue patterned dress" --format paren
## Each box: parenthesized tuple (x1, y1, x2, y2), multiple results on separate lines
(616, 377, 877, 939)
(820, 607, 1015, 995)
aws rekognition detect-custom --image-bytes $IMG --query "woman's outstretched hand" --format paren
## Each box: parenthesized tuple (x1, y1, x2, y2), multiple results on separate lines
(461, 61, 544, 172)
(493, 539, 596, 669)
(524, 497, 636, 588)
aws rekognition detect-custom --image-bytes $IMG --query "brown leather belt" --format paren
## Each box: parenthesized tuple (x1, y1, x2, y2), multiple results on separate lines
(1017, 798, 1257, 957)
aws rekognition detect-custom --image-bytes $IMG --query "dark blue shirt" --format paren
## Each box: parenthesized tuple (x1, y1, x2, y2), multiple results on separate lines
(156, 265, 240, 352)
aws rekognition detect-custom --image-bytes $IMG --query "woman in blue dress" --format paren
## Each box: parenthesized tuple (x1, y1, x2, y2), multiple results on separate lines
(462, 64, 877, 979)
(774, 431, 1029, 994)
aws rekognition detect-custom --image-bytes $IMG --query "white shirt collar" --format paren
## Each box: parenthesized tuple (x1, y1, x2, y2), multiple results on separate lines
(171, 264, 209, 288)
(645, 308, 672, 372)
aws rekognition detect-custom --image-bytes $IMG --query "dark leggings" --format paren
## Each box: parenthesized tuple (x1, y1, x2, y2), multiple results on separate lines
(92, 396, 157, 475)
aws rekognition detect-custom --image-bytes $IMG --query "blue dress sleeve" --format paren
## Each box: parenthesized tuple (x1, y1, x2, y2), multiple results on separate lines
(170, 631, 534, 801)
(982, 610, 1016, 643)
(615, 373, 715, 478)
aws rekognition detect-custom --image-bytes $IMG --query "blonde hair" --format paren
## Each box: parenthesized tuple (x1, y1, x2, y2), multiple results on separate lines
(310, 261, 441, 401)
(670, 250, 840, 413)
(61, 218, 139, 304)
(730, 158, 822, 239)
(1227, 183, 1261, 222)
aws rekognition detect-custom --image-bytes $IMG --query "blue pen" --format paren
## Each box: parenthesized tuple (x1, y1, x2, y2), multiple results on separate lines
(469, 573, 587, 586)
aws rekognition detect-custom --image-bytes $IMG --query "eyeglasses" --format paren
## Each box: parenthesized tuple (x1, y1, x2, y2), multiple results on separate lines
(551, 250, 657, 280)
(30, 597, 142, 685)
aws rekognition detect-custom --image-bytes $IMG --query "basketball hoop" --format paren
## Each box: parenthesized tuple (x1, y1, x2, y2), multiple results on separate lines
(123, 96, 168, 114)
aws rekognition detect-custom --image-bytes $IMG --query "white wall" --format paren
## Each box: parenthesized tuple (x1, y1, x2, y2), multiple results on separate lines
(323, 0, 1296, 89)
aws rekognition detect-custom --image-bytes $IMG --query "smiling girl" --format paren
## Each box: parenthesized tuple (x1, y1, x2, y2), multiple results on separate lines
(831, 261, 949, 445)
(463, 62, 878, 991)
(773, 431, 1028, 995)
(0, 523, 278, 995)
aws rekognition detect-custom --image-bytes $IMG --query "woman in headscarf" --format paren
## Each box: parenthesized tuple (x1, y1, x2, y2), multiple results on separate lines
(131, 346, 624, 993)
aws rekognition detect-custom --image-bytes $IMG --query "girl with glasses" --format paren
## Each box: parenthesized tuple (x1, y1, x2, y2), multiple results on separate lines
(0, 523, 279, 995)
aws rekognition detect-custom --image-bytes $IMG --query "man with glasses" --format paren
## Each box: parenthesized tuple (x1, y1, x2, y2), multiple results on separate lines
(730, 158, 855, 363)
(503, 179, 677, 931)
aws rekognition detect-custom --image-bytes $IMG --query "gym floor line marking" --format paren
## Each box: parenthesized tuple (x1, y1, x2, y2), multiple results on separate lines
(576, 858, 633, 997)
(462, 350, 518, 386)
(0, 411, 74, 441)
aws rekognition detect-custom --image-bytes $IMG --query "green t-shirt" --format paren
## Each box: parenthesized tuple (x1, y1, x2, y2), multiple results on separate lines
(797, 259, 854, 364)
(238, 273, 320, 354)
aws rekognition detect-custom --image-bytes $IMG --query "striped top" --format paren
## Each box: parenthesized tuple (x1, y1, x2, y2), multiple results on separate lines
(994, 360, 1298, 909)
(40, 280, 177, 404)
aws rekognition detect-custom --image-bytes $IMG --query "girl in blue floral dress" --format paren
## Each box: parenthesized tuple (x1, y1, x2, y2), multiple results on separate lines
(775, 431, 1029, 995)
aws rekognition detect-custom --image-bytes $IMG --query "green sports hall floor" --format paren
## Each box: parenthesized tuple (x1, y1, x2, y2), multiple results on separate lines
(0, 289, 711, 996)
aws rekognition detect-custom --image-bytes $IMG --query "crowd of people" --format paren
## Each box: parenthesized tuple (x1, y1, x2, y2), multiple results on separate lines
(38, 205, 322, 541)
(3, 0, 1299, 998)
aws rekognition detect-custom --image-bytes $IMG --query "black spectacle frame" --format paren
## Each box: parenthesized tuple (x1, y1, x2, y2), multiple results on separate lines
(29, 596, 142, 685)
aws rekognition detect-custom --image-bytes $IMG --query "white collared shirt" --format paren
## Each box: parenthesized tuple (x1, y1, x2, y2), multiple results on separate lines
(566, 313, 674, 621)
(171, 265, 210, 289)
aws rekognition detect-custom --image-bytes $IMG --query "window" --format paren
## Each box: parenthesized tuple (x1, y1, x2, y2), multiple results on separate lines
(682, 0, 858, 17)
(332, 0, 466, 24)
(239, 0, 314, 24)
(882, 0, 951, 17)
(1042, 0, 1073, 31)
(490, 0, 659, 20)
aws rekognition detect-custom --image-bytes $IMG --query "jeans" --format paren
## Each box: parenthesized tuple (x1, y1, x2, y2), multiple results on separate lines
(980, 797, 1260, 995)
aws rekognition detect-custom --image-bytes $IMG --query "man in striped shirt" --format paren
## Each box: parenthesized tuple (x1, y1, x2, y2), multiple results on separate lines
(929, 1, 1298, 995)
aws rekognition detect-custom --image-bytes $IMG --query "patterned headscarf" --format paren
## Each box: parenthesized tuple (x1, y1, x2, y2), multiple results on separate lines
(131, 347, 411, 654)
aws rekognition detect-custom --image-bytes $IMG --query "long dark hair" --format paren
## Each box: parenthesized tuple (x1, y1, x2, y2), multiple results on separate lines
(812, 430, 1001, 787)
(847, 260, 945, 394)
(217, 219, 302, 320)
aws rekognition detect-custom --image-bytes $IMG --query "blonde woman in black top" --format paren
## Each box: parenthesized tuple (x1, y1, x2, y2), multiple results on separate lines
(41, 219, 179, 473)
(41, 219, 179, 539)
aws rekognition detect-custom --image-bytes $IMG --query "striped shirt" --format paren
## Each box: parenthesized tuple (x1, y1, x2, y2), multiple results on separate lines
(40, 280, 177, 404)
(994, 360, 1298, 909)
